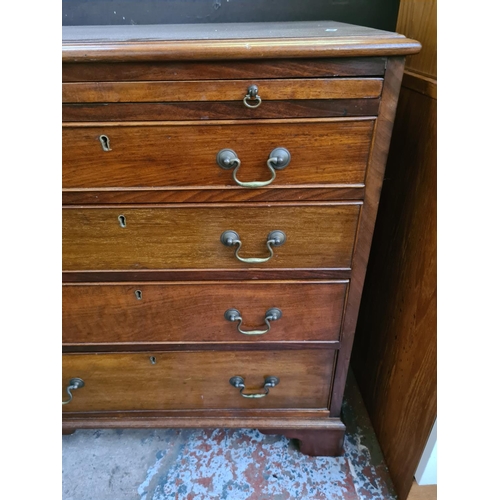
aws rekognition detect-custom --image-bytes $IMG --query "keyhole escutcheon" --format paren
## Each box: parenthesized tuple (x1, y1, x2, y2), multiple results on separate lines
(99, 135, 112, 151)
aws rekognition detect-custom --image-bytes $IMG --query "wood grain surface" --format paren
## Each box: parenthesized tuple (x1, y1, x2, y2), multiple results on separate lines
(62, 269, 352, 283)
(352, 85, 436, 500)
(62, 98, 381, 121)
(396, 0, 436, 79)
(62, 415, 345, 431)
(407, 481, 437, 500)
(62, 349, 336, 411)
(62, 22, 420, 62)
(62, 58, 387, 82)
(62, 281, 348, 344)
(63, 343, 340, 353)
(63, 120, 374, 189)
(62, 203, 361, 271)
(61, 187, 365, 205)
(261, 427, 345, 457)
(63, 410, 332, 419)
(350, 2, 435, 495)
(63, 38, 421, 63)
(329, 57, 406, 416)
(402, 71, 436, 100)
(60, 21, 421, 451)
(62, 22, 406, 43)
(62, 78, 383, 103)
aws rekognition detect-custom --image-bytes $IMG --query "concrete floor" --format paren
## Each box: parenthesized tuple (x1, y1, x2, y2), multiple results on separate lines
(62, 371, 395, 500)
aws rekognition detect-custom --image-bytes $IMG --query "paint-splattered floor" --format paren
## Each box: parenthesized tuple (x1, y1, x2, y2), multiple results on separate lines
(62, 371, 396, 500)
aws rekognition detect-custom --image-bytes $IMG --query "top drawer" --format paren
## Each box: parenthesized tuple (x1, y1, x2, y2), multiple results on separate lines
(62, 78, 383, 104)
(62, 77, 382, 121)
(62, 58, 385, 121)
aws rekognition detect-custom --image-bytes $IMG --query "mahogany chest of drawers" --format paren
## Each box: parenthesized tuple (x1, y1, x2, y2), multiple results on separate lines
(62, 21, 420, 456)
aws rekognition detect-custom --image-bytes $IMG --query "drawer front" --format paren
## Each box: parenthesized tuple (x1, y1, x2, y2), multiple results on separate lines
(62, 350, 335, 411)
(63, 121, 374, 189)
(63, 99, 381, 122)
(63, 281, 347, 345)
(62, 58, 387, 82)
(62, 78, 383, 103)
(62, 204, 360, 271)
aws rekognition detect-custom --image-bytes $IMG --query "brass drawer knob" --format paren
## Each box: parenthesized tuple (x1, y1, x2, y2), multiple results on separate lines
(229, 376, 279, 398)
(243, 84, 262, 108)
(224, 307, 282, 335)
(62, 377, 85, 405)
(220, 230, 286, 264)
(216, 147, 291, 188)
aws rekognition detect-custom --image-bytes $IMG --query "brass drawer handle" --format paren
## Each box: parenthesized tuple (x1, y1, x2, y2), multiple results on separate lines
(243, 84, 262, 108)
(229, 376, 279, 398)
(224, 307, 282, 335)
(62, 377, 85, 405)
(220, 230, 286, 264)
(216, 148, 291, 189)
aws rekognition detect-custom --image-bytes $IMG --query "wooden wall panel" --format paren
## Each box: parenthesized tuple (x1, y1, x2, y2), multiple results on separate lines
(351, 86, 436, 500)
(396, 0, 437, 79)
(352, 2, 436, 499)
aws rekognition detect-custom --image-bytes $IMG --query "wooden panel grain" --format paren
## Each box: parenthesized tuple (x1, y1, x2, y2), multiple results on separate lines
(63, 410, 333, 420)
(61, 187, 365, 205)
(62, 78, 383, 103)
(407, 481, 437, 500)
(351, 86, 437, 500)
(62, 22, 421, 62)
(62, 281, 348, 344)
(329, 57, 406, 416)
(63, 38, 421, 62)
(396, 0, 436, 79)
(62, 203, 361, 271)
(63, 342, 340, 353)
(62, 58, 387, 82)
(62, 98, 381, 121)
(62, 269, 352, 283)
(402, 71, 436, 100)
(62, 349, 336, 411)
(62, 120, 375, 189)
(61, 22, 411, 43)
(62, 415, 344, 431)
(348, 3, 435, 497)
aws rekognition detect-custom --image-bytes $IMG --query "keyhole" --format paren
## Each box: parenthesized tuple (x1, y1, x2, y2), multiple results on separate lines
(99, 135, 112, 151)
(150, 356, 156, 365)
(135, 290, 142, 300)
(118, 215, 126, 228)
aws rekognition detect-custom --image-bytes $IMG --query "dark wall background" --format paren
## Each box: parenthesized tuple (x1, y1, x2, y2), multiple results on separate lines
(63, 0, 400, 32)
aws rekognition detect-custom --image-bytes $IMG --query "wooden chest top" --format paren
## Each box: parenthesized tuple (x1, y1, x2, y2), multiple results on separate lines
(62, 21, 421, 61)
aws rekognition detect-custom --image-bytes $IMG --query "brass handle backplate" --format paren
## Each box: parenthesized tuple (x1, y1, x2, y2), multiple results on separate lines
(216, 148, 291, 188)
(229, 376, 280, 398)
(62, 377, 85, 405)
(220, 230, 286, 263)
(243, 84, 262, 108)
(224, 307, 282, 335)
